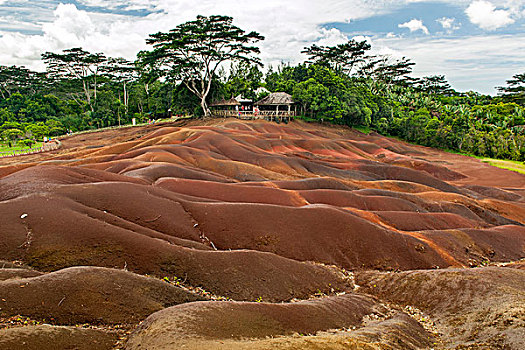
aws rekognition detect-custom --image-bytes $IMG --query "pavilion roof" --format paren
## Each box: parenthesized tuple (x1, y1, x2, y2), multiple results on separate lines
(209, 98, 241, 107)
(255, 92, 295, 106)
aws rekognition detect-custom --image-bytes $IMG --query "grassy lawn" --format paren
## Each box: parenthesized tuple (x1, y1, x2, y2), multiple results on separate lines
(0, 142, 43, 153)
(481, 158, 525, 175)
(353, 125, 371, 134)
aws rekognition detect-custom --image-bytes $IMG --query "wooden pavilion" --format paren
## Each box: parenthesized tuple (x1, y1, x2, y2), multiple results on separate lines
(210, 96, 253, 119)
(209, 98, 241, 117)
(254, 92, 296, 122)
(210, 92, 296, 121)
(210, 92, 295, 122)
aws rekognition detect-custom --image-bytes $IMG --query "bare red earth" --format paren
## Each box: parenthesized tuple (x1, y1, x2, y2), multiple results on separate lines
(1, 118, 524, 349)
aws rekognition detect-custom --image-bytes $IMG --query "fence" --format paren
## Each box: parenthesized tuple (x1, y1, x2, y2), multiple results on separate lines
(0, 141, 61, 159)
(211, 110, 295, 122)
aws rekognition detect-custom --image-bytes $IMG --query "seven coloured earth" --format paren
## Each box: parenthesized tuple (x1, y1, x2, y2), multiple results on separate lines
(0, 118, 524, 349)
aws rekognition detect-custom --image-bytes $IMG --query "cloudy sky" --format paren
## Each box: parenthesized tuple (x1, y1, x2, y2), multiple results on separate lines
(0, 0, 524, 94)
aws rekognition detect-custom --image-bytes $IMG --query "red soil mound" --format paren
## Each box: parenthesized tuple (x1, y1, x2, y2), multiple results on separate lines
(299, 189, 422, 211)
(420, 225, 525, 266)
(155, 178, 307, 206)
(356, 267, 525, 349)
(1, 118, 524, 348)
(0, 266, 203, 324)
(0, 190, 351, 302)
(0, 325, 117, 350)
(0, 165, 145, 201)
(272, 177, 358, 191)
(131, 294, 383, 340)
(464, 184, 523, 201)
(125, 294, 433, 350)
(356, 162, 462, 193)
(126, 313, 431, 350)
(1, 119, 524, 280)
(0, 268, 42, 281)
(387, 158, 467, 181)
(373, 211, 482, 231)
(123, 162, 235, 183)
(183, 200, 449, 270)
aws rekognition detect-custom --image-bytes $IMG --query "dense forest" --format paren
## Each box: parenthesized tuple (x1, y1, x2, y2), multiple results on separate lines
(1, 15, 524, 160)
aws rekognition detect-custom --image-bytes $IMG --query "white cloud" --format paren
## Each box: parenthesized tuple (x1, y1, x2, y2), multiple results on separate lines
(465, 0, 515, 30)
(436, 17, 460, 31)
(78, 0, 159, 11)
(0, 0, 524, 93)
(41, 4, 94, 46)
(398, 19, 430, 34)
(0, 0, 394, 71)
(374, 33, 525, 93)
(0, 15, 42, 33)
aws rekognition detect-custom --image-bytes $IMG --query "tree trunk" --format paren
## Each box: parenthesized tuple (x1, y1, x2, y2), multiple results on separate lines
(144, 83, 150, 113)
(123, 82, 128, 115)
(201, 97, 210, 118)
(81, 79, 94, 112)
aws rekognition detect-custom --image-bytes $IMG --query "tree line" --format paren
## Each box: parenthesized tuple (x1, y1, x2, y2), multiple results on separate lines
(0, 14, 524, 160)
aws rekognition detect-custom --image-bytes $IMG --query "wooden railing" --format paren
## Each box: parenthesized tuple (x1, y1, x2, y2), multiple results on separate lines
(212, 110, 295, 121)
(0, 141, 61, 159)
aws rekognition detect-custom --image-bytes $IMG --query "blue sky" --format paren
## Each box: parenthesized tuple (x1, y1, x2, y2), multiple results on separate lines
(0, 0, 524, 94)
(327, 1, 523, 36)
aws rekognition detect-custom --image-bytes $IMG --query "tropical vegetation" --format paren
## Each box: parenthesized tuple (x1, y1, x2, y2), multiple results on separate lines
(1, 14, 524, 160)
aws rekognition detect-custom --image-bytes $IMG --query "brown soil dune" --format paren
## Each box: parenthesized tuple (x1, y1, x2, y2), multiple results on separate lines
(0, 268, 42, 281)
(0, 325, 118, 350)
(0, 266, 202, 324)
(125, 295, 434, 350)
(1, 118, 524, 348)
(0, 192, 351, 302)
(356, 267, 525, 349)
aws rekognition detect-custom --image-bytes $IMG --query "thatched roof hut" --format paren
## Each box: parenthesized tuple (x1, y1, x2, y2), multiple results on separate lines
(235, 95, 253, 104)
(255, 92, 294, 106)
(209, 98, 241, 107)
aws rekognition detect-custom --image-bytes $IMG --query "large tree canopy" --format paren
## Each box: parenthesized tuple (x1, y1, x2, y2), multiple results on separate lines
(0, 65, 44, 99)
(416, 75, 454, 95)
(139, 15, 264, 117)
(498, 72, 525, 105)
(42, 48, 107, 112)
(302, 39, 371, 75)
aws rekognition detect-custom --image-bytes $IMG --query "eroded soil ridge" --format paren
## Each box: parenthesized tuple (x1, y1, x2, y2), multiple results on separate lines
(1, 119, 524, 349)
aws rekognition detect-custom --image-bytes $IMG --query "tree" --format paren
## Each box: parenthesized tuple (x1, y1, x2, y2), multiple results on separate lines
(2, 128, 23, 147)
(302, 39, 371, 75)
(19, 138, 36, 148)
(42, 48, 108, 112)
(371, 56, 416, 86)
(26, 122, 49, 141)
(104, 57, 138, 125)
(497, 72, 525, 105)
(0, 65, 45, 99)
(0, 108, 14, 123)
(139, 15, 264, 117)
(224, 62, 263, 99)
(417, 75, 454, 95)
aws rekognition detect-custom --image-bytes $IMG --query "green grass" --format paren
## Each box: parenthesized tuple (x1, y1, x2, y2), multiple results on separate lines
(294, 115, 318, 123)
(353, 125, 371, 134)
(356, 127, 525, 175)
(0, 142, 43, 153)
(481, 158, 525, 175)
